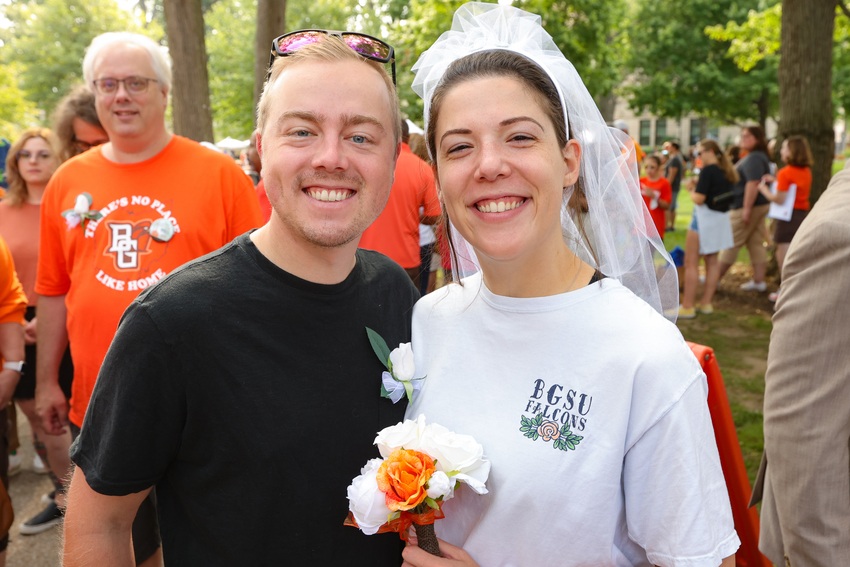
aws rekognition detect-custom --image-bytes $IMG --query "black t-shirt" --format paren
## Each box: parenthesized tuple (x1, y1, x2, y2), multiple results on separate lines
(71, 233, 419, 565)
(732, 150, 771, 209)
(695, 164, 734, 211)
(664, 154, 685, 192)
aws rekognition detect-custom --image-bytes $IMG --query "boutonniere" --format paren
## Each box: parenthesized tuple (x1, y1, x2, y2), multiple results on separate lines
(62, 193, 102, 230)
(366, 327, 424, 404)
(345, 415, 491, 557)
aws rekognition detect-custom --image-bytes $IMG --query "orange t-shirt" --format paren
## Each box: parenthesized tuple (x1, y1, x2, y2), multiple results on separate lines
(36, 135, 263, 426)
(0, 235, 27, 327)
(638, 176, 672, 238)
(255, 178, 272, 223)
(776, 165, 811, 211)
(0, 202, 41, 305)
(359, 144, 441, 269)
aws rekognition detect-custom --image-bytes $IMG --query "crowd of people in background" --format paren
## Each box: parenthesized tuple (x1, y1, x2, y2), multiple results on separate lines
(0, 2, 841, 564)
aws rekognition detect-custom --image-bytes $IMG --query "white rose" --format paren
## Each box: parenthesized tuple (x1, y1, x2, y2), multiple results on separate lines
(347, 458, 391, 535)
(425, 470, 453, 500)
(388, 343, 416, 382)
(374, 415, 490, 497)
(418, 420, 490, 496)
(73, 193, 92, 213)
(374, 415, 427, 458)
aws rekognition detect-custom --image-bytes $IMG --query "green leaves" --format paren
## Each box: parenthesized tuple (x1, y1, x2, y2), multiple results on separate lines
(519, 414, 545, 441)
(366, 326, 391, 370)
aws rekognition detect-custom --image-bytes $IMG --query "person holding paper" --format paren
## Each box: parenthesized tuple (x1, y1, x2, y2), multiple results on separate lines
(757, 136, 813, 302)
(679, 140, 738, 319)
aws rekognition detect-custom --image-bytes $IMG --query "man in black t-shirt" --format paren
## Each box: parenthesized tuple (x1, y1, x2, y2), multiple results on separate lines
(63, 33, 419, 566)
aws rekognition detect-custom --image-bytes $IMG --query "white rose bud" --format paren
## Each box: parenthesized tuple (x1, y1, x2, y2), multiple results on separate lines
(73, 193, 91, 213)
(389, 343, 415, 382)
(347, 459, 391, 535)
(426, 471, 453, 500)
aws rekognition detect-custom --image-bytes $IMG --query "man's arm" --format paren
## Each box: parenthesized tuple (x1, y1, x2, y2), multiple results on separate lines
(763, 185, 850, 562)
(63, 466, 151, 567)
(35, 294, 71, 434)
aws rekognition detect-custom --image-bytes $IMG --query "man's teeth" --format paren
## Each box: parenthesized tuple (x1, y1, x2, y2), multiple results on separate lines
(476, 200, 523, 213)
(309, 189, 352, 202)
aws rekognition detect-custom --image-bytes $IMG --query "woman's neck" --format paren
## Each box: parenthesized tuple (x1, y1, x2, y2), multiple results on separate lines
(26, 184, 46, 205)
(478, 242, 595, 298)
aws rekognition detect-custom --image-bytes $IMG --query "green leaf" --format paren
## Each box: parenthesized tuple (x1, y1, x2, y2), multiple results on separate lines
(424, 497, 440, 510)
(402, 380, 414, 403)
(365, 327, 391, 370)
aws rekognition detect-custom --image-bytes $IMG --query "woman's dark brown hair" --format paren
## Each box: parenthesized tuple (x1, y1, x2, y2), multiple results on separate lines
(783, 135, 813, 167)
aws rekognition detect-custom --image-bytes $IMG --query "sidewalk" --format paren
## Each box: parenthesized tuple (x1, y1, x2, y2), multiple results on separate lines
(7, 409, 62, 566)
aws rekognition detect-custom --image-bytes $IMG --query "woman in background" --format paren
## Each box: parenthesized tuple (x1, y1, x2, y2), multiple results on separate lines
(0, 128, 75, 535)
(678, 140, 738, 319)
(757, 135, 813, 302)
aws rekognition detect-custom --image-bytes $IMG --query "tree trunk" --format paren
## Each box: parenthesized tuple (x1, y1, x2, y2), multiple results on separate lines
(253, 0, 287, 128)
(164, 0, 214, 142)
(779, 0, 835, 204)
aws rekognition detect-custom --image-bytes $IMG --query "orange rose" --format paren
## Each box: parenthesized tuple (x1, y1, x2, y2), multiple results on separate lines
(376, 448, 435, 512)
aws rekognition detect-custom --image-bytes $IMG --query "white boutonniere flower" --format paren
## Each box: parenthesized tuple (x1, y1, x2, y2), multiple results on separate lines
(366, 327, 425, 404)
(61, 192, 102, 230)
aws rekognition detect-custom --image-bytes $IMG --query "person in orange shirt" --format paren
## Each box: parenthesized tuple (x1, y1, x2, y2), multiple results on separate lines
(639, 154, 672, 239)
(0, 235, 26, 567)
(34, 31, 261, 567)
(757, 135, 813, 301)
(0, 128, 77, 535)
(359, 119, 441, 281)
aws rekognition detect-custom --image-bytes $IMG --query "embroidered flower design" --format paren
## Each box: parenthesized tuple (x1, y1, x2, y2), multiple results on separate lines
(61, 192, 102, 230)
(520, 413, 583, 452)
(366, 327, 425, 404)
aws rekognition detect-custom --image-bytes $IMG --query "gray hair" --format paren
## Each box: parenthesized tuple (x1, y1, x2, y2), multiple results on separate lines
(82, 32, 172, 92)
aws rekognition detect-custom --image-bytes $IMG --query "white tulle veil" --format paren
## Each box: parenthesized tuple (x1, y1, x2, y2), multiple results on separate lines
(411, 2, 678, 318)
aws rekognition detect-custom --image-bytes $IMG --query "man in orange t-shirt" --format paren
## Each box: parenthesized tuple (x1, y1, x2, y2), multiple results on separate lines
(34, 32, 261, 566)
(359, 120, 440, 281)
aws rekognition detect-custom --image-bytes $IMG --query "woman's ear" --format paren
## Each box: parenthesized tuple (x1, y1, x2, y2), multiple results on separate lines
(562, 139, 582, 187)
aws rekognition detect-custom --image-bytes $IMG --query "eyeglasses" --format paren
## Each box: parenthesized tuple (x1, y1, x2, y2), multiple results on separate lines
(16, 150, 54, 161)
(91, 76, 159, 95)
(73, 137, 108, 154)
(269, 30, 396, 85)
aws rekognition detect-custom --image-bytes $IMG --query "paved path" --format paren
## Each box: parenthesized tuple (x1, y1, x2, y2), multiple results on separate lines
(7, 409, 62, 566)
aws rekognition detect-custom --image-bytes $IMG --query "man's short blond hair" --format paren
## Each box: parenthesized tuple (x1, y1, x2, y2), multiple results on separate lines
(256, 36, 401, 144)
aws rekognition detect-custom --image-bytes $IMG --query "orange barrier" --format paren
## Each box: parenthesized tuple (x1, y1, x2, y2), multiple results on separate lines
(688, 342, 770, 567)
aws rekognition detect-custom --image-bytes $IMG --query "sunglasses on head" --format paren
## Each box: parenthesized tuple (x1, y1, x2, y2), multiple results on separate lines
(268, 29, 396, 85)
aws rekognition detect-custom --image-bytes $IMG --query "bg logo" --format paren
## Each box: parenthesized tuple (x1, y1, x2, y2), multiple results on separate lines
(105, 221, 153, 270)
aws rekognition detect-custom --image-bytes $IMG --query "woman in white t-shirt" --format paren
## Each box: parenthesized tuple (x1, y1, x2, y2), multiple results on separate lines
(401, 4, 739, 567)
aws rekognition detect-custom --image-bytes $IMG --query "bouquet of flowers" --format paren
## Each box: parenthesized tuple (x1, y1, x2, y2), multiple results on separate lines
(345, 415, 490, 556)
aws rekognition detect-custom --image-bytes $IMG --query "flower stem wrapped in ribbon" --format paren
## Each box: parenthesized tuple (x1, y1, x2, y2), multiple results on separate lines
(345, 415, 490, 557)
(366, 327, 424, 403)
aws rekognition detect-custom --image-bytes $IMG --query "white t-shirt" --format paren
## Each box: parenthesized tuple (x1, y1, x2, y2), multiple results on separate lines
(407, 275, 739, 567)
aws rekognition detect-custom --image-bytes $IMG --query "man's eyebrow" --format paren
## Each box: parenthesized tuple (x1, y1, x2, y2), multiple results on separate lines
(341, 113, 386, 132)
(275, 110, 323, 130)
(274, 111, 386, 133)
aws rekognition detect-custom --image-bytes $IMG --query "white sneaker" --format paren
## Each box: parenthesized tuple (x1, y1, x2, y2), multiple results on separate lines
(739, 279, 767, 292)
(8, 451, 22, 477)
(33, 454, 49, 474)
